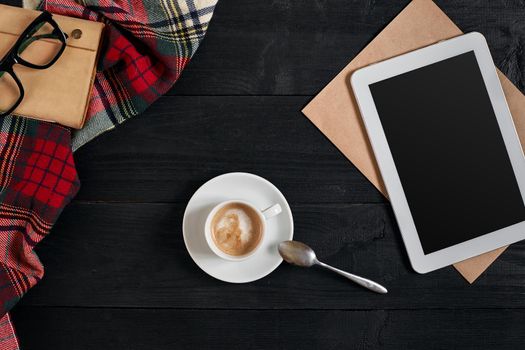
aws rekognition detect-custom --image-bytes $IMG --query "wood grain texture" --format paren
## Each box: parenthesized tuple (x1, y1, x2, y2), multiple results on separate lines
(171, 0, 525, 96)
(73, 96, 384, 203)
(10, 307, 525, 350)
(17, 202, 525, 310)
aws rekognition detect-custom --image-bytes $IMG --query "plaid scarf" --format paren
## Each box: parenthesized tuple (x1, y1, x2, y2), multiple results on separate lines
(0, 1, 217, 348)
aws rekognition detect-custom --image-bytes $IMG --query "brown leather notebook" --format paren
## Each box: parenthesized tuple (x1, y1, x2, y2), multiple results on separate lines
(0, 5, 104, 129)
(302, 0, 525, 283)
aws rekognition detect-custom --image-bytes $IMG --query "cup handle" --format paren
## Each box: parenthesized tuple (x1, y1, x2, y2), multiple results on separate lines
(262, 204, 282, 220)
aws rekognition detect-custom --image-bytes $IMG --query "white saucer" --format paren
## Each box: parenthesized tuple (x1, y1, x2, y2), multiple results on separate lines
(182, 172, 294, 283)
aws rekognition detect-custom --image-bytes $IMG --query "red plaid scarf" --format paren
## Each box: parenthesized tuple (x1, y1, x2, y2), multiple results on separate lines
(0, 119, 80, 350)
(0, 1, 217, 348)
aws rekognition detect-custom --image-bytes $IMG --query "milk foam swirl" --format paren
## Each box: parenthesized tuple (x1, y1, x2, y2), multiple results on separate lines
(211, 203, 262, 256)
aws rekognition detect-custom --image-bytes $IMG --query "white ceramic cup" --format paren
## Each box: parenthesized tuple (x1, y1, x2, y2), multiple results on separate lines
(204, 199, 282, 261)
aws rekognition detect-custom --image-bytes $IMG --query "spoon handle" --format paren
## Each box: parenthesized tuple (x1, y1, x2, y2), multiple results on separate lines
(316, 260, 388, 294)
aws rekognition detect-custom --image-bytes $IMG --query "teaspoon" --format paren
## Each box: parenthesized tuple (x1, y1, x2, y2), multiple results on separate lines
(278, 240, 388, 294)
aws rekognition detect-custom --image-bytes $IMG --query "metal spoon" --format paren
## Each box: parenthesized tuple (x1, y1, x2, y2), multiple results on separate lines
(278, 240, 388, 294)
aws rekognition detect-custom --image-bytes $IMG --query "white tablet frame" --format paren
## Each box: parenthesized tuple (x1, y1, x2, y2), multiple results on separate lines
(351, 32, 525, 273)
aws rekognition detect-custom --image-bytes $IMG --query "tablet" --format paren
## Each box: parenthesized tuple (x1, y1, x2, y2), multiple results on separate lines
(351, 32, 525, 273)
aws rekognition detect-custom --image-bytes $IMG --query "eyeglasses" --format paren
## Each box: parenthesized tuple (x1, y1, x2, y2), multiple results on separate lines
(0, 11, 68, 117)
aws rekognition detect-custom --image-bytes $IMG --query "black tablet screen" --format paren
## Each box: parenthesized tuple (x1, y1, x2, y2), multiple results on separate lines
(369, 51, 525, 254)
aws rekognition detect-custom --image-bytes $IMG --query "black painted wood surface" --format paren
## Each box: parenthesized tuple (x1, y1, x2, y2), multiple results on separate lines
(2, 0, 525, 349)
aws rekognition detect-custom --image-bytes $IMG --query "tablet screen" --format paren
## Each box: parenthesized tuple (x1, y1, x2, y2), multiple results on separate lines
(369, 51, 525, 254)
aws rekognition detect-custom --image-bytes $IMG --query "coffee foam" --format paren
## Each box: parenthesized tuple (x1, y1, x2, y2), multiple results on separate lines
(216, 209, 254, 243)
(211, 204, 262, 256)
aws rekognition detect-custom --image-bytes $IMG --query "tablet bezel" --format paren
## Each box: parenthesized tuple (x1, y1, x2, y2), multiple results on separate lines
(351, 32, 525, 273)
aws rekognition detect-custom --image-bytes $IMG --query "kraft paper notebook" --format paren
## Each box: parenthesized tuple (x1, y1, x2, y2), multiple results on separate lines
(0, 5, 104, 129)
(302, 0, 525, 283)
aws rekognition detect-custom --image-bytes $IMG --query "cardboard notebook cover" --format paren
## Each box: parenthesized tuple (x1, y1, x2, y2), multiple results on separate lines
(302, 0, 525, 283)
(0, 5, 104, 129)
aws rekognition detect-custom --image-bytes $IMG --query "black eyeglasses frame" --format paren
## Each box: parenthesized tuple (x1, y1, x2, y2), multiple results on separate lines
(0, 11, 67, 117)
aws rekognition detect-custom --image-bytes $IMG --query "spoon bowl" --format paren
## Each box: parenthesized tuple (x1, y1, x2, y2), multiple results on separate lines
(278, 240, 317, 267)
(278, 240, 388, 294)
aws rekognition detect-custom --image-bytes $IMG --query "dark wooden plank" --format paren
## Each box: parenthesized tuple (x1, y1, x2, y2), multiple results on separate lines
(17, 202, 525, 309)
(11, 307, 525, 350)
(74, 96, 384, 203)
(171, 0, 525, 96)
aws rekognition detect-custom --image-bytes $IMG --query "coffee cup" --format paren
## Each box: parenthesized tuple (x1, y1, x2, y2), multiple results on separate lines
(204, 199, 282, 261)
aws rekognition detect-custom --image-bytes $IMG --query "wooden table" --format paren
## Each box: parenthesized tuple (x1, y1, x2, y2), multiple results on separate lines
(4, 1, 525, 349)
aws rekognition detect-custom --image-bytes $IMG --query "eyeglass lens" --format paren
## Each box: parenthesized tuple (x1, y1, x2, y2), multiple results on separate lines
(0, 71, 21, 115)
(17, 20, 64, 67)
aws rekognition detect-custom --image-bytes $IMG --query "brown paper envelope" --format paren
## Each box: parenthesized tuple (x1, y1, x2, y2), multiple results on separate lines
(0, 5, 104, 128)
(302, 0, 525, 283)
